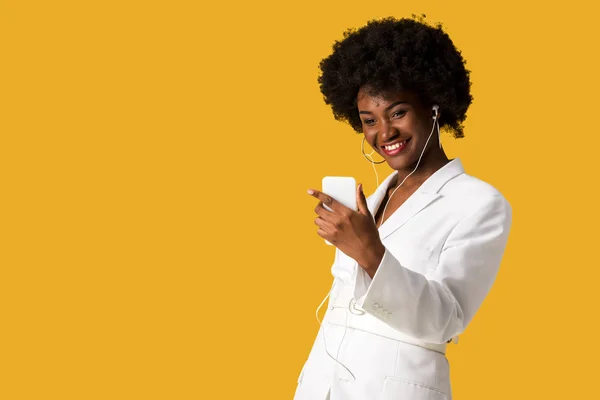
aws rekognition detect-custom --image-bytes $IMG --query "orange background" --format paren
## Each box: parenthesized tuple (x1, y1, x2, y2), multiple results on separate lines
(1, 0, 599, 398)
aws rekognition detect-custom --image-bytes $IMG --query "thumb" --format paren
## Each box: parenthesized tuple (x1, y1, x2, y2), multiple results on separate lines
(356, 183, 371, 216)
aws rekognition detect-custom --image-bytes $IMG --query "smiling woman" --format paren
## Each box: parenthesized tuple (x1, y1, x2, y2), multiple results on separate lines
(296, 15, 512, 400)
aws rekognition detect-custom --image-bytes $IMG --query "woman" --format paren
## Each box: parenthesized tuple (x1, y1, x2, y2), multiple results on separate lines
(295, 16, 512, 400)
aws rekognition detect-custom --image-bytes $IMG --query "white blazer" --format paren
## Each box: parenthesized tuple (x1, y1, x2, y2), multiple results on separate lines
(294, 158, 512, 400)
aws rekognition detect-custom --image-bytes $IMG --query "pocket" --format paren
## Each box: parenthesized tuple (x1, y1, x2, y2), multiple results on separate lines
(380, 376, 448, 400)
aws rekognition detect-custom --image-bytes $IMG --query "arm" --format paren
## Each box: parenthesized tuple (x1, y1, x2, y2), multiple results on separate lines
(354, 195, 512, 344)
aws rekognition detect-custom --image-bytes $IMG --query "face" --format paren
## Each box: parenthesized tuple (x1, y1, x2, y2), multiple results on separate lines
(357, 87, 439, 172)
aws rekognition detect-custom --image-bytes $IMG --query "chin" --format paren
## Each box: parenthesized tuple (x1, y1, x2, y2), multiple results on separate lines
(386, 154, 418, 171)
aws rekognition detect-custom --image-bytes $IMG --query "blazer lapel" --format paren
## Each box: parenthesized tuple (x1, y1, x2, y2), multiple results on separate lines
(370, 158, 466, 241)
(378, 192, 441, 240)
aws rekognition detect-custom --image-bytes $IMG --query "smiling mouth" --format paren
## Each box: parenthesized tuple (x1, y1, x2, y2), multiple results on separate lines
(381, 138, 411, 156)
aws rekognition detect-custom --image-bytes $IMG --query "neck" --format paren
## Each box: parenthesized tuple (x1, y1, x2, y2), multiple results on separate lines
(393, 149, 450, 189)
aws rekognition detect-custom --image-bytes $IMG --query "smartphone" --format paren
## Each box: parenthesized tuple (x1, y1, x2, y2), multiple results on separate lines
(321, 176, 357, 245)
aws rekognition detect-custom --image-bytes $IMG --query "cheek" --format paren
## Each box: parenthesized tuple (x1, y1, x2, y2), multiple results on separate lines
(364, 132, 378, 148)
(393, 116, 424, 137)
(392, 117, 414, 131)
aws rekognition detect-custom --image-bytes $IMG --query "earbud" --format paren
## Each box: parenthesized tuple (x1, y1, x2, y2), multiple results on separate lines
(432, 105, 441, 148)
(432, 105, 439, 120)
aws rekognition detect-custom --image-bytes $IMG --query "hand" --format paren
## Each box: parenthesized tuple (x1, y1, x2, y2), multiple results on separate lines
(308, 184, 385, 277)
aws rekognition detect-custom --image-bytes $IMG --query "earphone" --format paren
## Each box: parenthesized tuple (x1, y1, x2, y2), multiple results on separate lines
(314, 280, 356, 380)
(432, 105, 441, 148)
(362, 105, 440, 187)
(312, 104, 441, 380)
(362, 148, 381, 188)
(375, 104, 440, 227)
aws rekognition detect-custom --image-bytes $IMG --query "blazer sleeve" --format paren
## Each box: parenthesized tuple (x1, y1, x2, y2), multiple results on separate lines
(354, 195, 512, 344)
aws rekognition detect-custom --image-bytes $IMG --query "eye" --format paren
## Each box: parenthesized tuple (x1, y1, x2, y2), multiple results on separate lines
(391, 110, 407, 118)
(362, 119, 376, 125)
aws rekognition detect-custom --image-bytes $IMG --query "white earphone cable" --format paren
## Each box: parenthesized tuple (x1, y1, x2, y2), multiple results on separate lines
(377, 114, 440, 227)
(315, 280, 356, 379)
(312, 109, 440, 381)
(363, 151, 380, 189)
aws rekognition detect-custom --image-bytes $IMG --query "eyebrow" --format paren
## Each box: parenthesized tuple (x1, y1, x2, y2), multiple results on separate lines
(359, 101, 408, 115)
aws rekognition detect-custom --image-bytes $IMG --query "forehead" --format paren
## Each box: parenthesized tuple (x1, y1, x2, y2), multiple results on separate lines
(356, 87, 418, 109)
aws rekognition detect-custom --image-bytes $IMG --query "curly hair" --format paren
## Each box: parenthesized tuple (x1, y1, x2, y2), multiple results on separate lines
(318, 15, 472, 138)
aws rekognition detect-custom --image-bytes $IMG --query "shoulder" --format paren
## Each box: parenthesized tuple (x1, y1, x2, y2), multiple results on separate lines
(442, 172, 512, 220)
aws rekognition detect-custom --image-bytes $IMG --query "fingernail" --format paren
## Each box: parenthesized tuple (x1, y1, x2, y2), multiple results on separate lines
(307, 189, 314, 195)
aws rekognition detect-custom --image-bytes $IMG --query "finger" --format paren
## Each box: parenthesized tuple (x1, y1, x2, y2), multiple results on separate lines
(307, 189, 344, 212)
(314, 216, 335, 231)
(356, 183, 372, 216)
(316, 228, 332, 242)
(314, 202, 334, 219)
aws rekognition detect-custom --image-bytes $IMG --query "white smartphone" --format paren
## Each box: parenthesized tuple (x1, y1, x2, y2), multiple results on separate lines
(321, 176, 357, 245)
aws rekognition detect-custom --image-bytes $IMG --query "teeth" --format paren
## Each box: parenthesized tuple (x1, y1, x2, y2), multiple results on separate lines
(384, 141, 405, 150)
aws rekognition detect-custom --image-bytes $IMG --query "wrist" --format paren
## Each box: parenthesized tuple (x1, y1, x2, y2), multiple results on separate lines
(361, 242, 385, 277)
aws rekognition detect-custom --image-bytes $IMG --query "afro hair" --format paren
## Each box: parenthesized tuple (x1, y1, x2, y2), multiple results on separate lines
(318, 15, 473, 138)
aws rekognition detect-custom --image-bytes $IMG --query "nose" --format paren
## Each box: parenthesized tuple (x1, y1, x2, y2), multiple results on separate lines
(378, 120, 395, 143)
